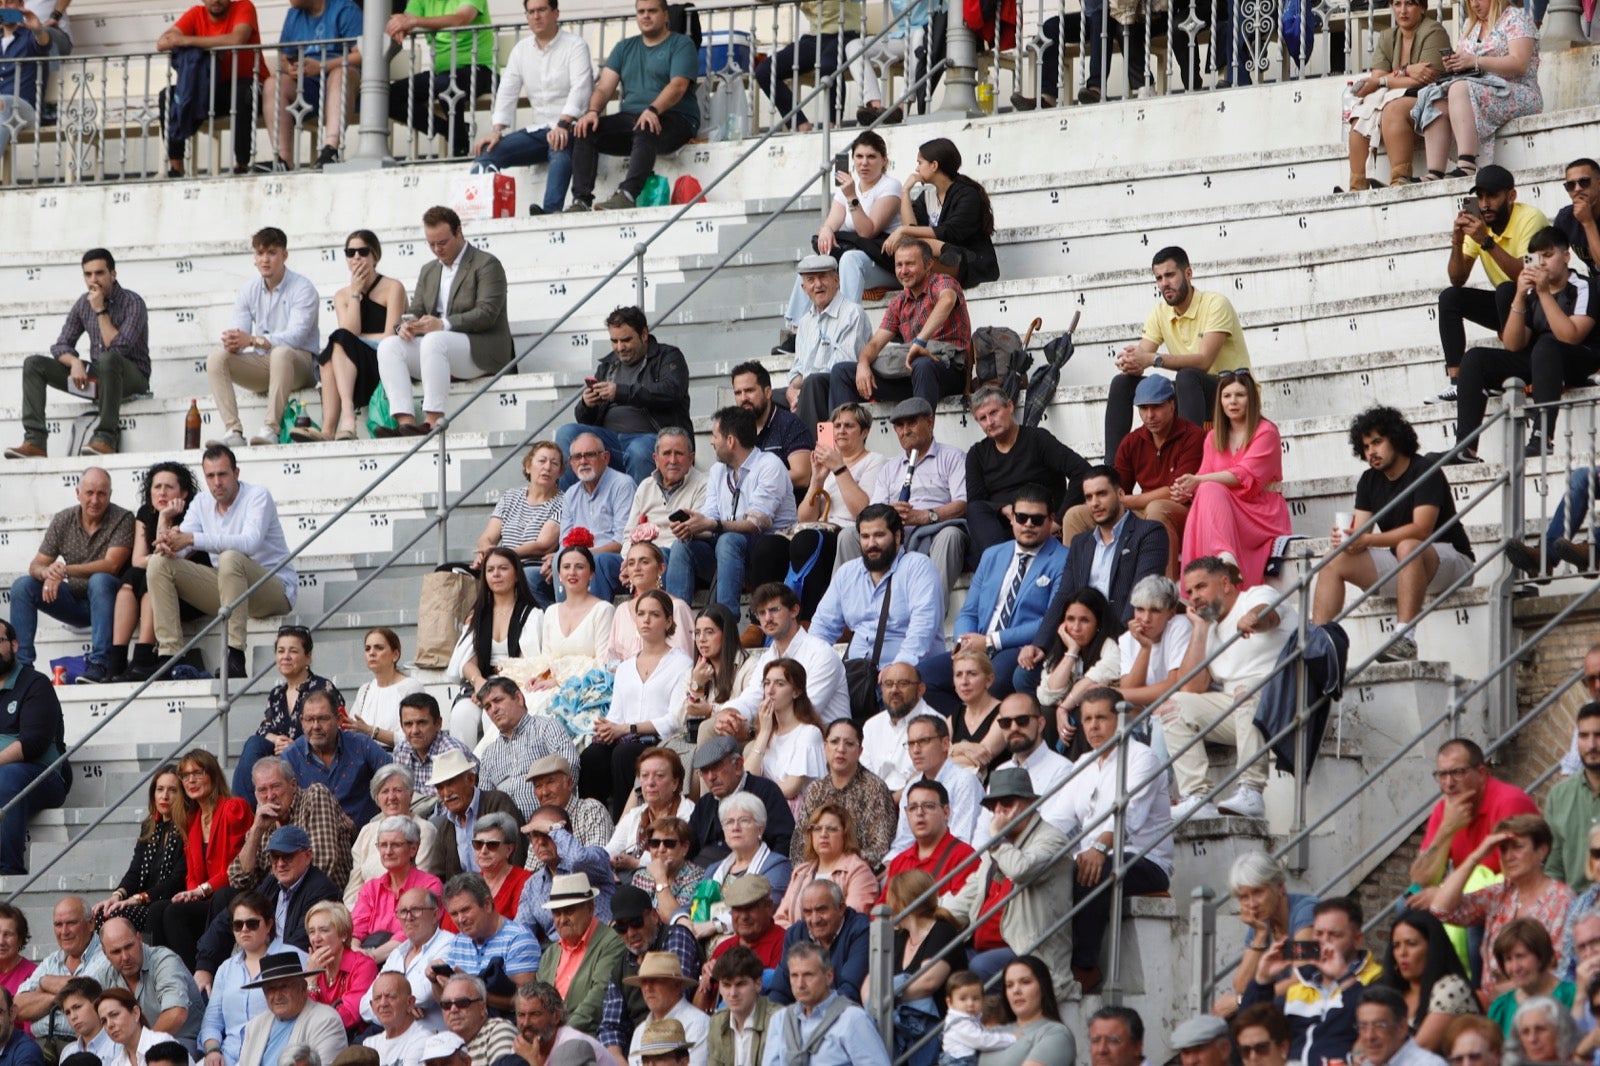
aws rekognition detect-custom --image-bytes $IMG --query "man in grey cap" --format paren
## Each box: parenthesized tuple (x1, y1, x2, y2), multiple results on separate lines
(943, 767, 1078, 1002)
(1168, 1014, 1231, 1066)
(686, 738, 793, 866)
(786, 254, 875, 429)
(833, 396, 968, 590)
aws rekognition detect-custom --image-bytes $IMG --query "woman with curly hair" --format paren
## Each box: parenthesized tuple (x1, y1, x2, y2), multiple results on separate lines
(114, 461, 207, 682)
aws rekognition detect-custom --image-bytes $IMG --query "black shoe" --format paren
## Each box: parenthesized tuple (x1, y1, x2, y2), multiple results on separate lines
(249, 157, 291, 174)
(527, 203, 545, 216)
(771, 330, 796, 356)
(215, 647, 247, 680)
(315, 145, 339, 168)
(1525, 432, 1554, 459)
(75, 661, 110, 685)
(116, 644, 158, 682)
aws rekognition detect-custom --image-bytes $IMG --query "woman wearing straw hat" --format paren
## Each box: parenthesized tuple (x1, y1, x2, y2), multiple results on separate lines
(622, 957, 707, 1066)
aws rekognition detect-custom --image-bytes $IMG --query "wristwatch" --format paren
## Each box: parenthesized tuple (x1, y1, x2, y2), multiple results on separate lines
(1091, 841, 1111, 855)
(1481, 236, 1497, 251)
(1152, 354, 1165, 369)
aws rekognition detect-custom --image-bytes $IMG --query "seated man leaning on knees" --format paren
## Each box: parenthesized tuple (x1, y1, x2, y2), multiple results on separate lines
(1103, 245, 1251, 463)
(664, 406, 795, 619)
(0, 624, 68, 876)
(788, 255, 876, 431)
(556, 306, 691, 488)
(376, 206, 512, 439)
(564, 0, 697, 212)
(551, 433, 634, 601)
(1160, 555, 1295, 823)
(828, 240, 972, 413)
(8, 249, 150, 461)
(383, 0, 495, 158)
(470, 0, 593, 215)
(146, 445, 296, 682)
(206, 227, 320, 449)
(627, 428, 708, 562)
(834, 398, 967, 590)
(1313, 406, 1474, 662)
(263, 0, 362, 171)
(920, 485, 1068, 714)
(1062, 374, 1203, 580)
(964, 385, 1090, 555)
(8, 467, 133, 685)
(1453, 226, 1598, 462)
(154, 0, 267, 177)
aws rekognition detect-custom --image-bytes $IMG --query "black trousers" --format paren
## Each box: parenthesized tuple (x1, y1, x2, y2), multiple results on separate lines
(1105, 368, 1217, 461)
(570, 110, 696, 203)
(388, 65, 490, 156)
(748, 528, 840, 618)
(754, 33, 858, 127)
(580, 735, 656, 820)
(1458, 286, 1600, 444)
(1071, 854, 1171, 969)
(1439, 284, 1504, 372)
(159, 76, 258, 168)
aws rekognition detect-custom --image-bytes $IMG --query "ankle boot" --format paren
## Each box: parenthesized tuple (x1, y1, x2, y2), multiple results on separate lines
(106, 645, 128, 679)
(120, 644, 159, 682)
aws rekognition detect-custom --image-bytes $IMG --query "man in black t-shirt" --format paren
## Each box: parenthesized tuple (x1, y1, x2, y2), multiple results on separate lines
(1311, 407, 1475, 663)
(730, 361, 814, 492)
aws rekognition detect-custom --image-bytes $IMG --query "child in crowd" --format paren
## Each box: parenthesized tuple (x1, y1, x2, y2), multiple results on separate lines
(940, 970, 1017, 1066)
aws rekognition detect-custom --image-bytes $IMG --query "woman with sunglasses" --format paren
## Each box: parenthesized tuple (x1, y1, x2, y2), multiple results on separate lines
(1343, 0, 1450, 191)
(1173, 369, 1293, 589)
(199, 892, 306, 1066)
(627, 815, 704, 924)
(1232, 1004, 1293, 1066)
(231, 626, 343, 801)
(91, 765, 185, 934)
(150, 749, 252, 968)
(292, 229, 407, 442)
(444, 813, 529, 929)
(774, 800, 877, 927)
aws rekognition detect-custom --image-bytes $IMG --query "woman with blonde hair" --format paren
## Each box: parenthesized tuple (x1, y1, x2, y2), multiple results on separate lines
(305, 900, 378, 1038)
(947, 650, 1006, 777)
(472, 441, 564, 605)
(775, 800, 878, 926)
(1415, 0, 1540, 179)
(886, 869, 966, 1066)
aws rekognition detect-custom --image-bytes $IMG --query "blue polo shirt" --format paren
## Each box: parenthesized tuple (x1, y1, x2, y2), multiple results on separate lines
(283, 731, 392, 826)
(278, 0, 363, 62)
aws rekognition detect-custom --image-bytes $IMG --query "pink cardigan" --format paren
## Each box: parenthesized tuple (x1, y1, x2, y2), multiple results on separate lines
(775, 854, 881, 927)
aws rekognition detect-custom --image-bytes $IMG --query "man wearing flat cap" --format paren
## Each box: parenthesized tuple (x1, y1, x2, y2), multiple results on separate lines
(525, 755, 613, 863)
(787, 254, 875, 430)
(689, 875, 784, 1014)
(237, 953, 345, 1066)
(623, 961, 706, 1066)
(599, 886, 700, 1063)
(536, 874, 627, 1039)
(942, 768, 1078, 1002)
(433, 749, 527, 879)
(686, 738, 794, 867)
(1169, 1014, 1231, 1066)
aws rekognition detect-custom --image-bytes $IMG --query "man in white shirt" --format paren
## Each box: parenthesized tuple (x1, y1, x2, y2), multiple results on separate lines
(365, 972, 436, 1066)
(359, 888, 458, 1033)
(788, 255, 875, 429)
(859, 663, 943, 799)
(145, 444, 296, 681)
(205, 226, 320, 448)
(1159, 556, 1294, 823)
(470, 0, 593, 215)
(888, 714, 984, 854)
(704, 583, 851, 745)
(622, 957, 708, 1066)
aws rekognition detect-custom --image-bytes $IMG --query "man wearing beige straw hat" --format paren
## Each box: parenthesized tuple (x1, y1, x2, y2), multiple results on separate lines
(536, 874, 626, 1038)
(433, 749, 528, 879)
(621, 969, 706, 1066)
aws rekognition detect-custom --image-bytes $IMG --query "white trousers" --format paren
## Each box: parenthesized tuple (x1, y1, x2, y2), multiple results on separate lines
(843, 34, 920, 105)
(376, 331, 479, 417)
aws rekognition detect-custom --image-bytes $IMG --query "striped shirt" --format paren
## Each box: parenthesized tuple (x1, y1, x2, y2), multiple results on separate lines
(444, 915, 542, 977)
(491, 491, 562, 558)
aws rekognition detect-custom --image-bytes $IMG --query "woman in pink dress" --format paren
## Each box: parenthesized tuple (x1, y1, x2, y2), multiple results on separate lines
(1174, 370, 1293, 587)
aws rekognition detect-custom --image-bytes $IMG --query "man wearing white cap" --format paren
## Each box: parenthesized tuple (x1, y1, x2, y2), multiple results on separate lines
(787, 255, 874, 430)
(236, 953, 345, 1066)
(433, 749, 528, 878)
(536, 874, 627, 1038)
(623, 957, 706, 1066)
(1167, 1014, 1231, 1066)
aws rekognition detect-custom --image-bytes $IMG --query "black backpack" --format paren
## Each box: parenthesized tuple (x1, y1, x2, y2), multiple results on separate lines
(972, 325, 1031, 405)
(668, 3, 703, 48)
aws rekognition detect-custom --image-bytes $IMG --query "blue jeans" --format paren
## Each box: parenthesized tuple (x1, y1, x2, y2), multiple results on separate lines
(473, 128, 574, 214)
(554, 423, 657, 488)
(232, 733, 277, 804)
(665, 535, 753, 617)
(9, 571, 120, 668)
(0, 761, 67, 874)
(525, 565, 556, 608)
(1549, 467, 1599, 557)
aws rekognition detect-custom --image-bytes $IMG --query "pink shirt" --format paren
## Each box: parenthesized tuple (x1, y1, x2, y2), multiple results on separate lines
(351, 865, 445, 942)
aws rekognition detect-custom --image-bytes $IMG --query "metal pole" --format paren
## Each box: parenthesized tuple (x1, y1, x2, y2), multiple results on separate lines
(937, 0, 981, 114)
(350, 0, 391, 163)
(1489, 380, 1527, 735)
(436, 429, 450, 565)
(1288, 547, 1312, 874)
(1106, 700, 1132, 1004)
(635, 243, 647, 308)
(868, 902, 895, 1048)
(1190, 885, 1216, 1015)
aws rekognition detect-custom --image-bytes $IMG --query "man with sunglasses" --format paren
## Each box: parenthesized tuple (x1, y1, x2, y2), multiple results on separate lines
(597, 886, 699, 1062)
(438, 977, 517, 1066)
(1405, 738, 1537, 912)
(921, 485, 1068, 715)
(989, 693, 1074, 836)
(1105, 245, 1252, 462)
(1555, 158, 1599, 275)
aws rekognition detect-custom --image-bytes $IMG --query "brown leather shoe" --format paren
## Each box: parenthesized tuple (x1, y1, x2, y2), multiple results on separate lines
(1072, 964, 1104, 993)
(740, 624, 766, 650)
(80, 439, 115, 457)
(3, 442, 45, 459)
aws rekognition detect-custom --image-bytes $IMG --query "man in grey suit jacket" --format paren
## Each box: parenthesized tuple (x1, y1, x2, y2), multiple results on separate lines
(376, 205, 512, 438)
(232, 954, 346, 1066)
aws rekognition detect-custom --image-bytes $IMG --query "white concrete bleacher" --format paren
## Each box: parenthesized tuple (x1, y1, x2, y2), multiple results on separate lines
(2, 39, 1599, 1054)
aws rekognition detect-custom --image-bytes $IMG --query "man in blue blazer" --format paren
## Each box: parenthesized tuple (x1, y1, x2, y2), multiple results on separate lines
(921, 485, 1069, 715)
(1017, 467, 1169, 693)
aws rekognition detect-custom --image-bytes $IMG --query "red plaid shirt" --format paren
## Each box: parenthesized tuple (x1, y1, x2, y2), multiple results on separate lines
(880, 273, 972, 352)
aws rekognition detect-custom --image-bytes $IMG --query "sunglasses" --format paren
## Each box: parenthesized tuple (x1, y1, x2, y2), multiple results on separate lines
(646, 838, 683, 850)
(612, 916, 648, 932)
(997, 713, 1036, 729)
(231, 917, 263, 932)
(344, 246, 374, 258)
(439, 998, 481, 1011)
(1218, 369, 1255, 385)
(1589, 847, 1600, 860)
(1238, 1042, 1277, 1059)
(1566, 176, 1595, 193)
(1012, 512, 1049, 527)
(278, 624, 310, 638)
(471, 838, 507, 849)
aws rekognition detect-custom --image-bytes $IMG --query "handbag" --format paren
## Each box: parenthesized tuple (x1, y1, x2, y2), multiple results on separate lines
(872, 341, 965, 381)
(842, 575, 893, 725)
(418, 566, 478, 670)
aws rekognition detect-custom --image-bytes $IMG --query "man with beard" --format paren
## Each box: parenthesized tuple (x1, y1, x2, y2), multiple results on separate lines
(1554, 157, 1599, 274)
(730, 363, 813, 492)
(1103, 246, 1251, 461)
(1312, 406, 1474, 662)
(1544, 703, 1600, 892)
(664, 406, 795, 617)
(858, 664, 943, 800)
(506, 980, 609, 1066)
(1428, 165, 1549, 405)
(1159, 556, 1295, 823)
(991, 693, 1074, 836)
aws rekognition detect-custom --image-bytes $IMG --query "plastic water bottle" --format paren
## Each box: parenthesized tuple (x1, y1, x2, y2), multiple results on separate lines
(1340, 80, 1357, 124)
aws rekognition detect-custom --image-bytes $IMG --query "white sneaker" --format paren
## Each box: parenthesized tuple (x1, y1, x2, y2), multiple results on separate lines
(1217, 786, 1266, 819)
(207, 431, 248, 448)
(248, 425, 279, 446)
(1423, 384, 1458, 404)
(1171, 794, 1221, 821)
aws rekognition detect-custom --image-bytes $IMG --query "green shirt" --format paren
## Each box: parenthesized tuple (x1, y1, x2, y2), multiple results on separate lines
(1543, 770, 1600, 892)
(604, 32, 699, 131)
(405, 0, 493, 73)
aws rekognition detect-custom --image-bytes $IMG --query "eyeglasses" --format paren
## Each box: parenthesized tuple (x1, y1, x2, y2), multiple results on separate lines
(906, 735, 940, 749)
(1431, 766, 1478, 781)
(395, 906, 435, 918)
(1449, 1053, 1487, 1065)
(439, 998, 482, 1011)
(179, 770, 208, 780)
(1566, 176, 1596, 193)
(1238, 1042, 1278, 1059)
(904, 802, 942, 814)
(344, 247, 374, 258)
(569, 450, 605, 462)
(612, 916, 648, 932)
(996, 713, 1036, 729)
(722, 817, 758, 830)
(808, 823, 842, 834)
(646, 838, 683, 850)
(231, 918, 263, 931)
(471, 838, 507, 849)
(1012, 512, 1049, 527)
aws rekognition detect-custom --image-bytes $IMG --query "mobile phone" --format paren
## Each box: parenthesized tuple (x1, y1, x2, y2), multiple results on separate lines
(430, 962, 453, 976)
(0, 9, 24, 23)
(669, 509, 690, 523)
(400, 313, 417, 324)
(833, 150, 850, 175)
(1459, 198, 1482, 219)
(816, 421, 835, 452)
(1284, 941, 1321, 962)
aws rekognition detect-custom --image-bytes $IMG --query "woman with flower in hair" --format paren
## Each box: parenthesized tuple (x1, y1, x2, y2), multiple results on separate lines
(541, 537, 615, 660)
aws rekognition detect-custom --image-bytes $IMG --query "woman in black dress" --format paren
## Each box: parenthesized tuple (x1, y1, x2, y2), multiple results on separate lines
(114, 461, 206, 682)
(89, 765, 185, 932)
(293, 228, 407, 442)
(888, 868, 967, 1066)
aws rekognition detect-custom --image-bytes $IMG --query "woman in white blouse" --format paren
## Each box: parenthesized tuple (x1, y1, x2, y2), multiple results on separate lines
(95, 989, 167, 1066)
(579, 590, 692, 818)
(540, 546, 615, 660)
(744, 658, 826, 817)
(1037, 587, 1122, 756)
(340, 627, 424, 751)
(606, 540, 696, 663)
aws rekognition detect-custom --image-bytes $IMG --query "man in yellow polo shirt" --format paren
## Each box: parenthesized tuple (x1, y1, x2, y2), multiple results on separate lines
(1104, 245, 1250, 461)
(1429, 164, 1549, 405)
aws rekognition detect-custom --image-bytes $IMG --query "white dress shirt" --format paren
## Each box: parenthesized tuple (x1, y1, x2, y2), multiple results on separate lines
(889, 757, 985, 854)
(723, 627, 852, 725)
(1053, 740, 1174, 875)
(1005, 741, 1077, 837)
(490, 29, 594, 132)
(860, 702, 943, 794)
(359, 928, 459, 1032)
(178, 480, 297, 602)
(435, 243, 468, 328)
